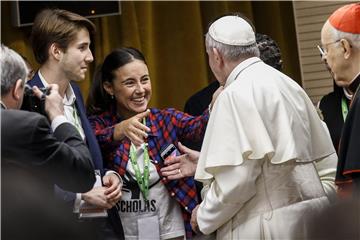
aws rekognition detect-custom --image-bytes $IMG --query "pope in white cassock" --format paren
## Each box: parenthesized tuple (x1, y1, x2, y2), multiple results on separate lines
(192, 15, 338, 239)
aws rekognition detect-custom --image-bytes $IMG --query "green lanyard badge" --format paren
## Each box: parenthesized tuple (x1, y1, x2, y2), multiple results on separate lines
(129, 118, 150, 200)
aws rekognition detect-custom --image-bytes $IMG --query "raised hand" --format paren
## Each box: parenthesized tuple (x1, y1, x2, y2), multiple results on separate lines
(114, 110, 151, 146)
(33, 84, 64, 121)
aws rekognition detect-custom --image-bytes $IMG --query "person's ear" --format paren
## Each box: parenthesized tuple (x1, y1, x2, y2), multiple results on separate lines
(103, 81, 114, 96)
(49, 43, 63, 61)
(212, 48, 224, 66)
(340, 39, 352, 59)
(12, 79, 24, 101)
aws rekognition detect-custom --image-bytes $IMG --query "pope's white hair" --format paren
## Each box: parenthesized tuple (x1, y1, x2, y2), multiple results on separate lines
(205, 32, 260, 61)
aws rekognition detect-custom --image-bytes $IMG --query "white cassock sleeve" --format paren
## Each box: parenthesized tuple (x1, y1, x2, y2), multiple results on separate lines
(314, 152, 337, 202)
(197, 159, 263, 235)
(313, 122, 337, 202)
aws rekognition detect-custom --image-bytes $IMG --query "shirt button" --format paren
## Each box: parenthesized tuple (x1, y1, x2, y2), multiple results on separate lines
(171, 192, 175, 197)
(184, 206, 188, 211)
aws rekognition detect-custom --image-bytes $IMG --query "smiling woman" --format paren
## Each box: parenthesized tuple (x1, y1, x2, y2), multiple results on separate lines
(103, 58, 151, 119)
(87, 47, 212, 239)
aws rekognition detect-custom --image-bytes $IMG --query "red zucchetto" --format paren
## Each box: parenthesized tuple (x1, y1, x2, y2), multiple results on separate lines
(328, 3, 360, 34)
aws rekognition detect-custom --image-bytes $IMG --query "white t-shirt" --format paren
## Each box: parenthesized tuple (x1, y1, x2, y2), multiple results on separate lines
(118, 144, 185, 240)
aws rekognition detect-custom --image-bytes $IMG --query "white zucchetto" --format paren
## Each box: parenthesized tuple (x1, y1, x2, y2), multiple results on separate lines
(208, 16, 256, 46)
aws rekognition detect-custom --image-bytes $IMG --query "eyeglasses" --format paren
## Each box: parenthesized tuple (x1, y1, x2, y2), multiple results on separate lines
(317, 40, 341, 57)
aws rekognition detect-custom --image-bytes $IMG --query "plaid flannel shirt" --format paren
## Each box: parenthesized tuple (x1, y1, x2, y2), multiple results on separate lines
(88, 107, 209, 239)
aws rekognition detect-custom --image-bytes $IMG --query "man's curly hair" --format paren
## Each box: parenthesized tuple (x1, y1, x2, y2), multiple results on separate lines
(256, 33, 283, 71)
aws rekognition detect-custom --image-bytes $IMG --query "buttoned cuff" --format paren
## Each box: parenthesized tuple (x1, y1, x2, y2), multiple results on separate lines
(73, 193, 82, 213)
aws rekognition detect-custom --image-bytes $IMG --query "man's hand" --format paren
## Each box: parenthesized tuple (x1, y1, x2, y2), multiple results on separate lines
(33, 84, 64, 121)
(103, 173, 122, 205)
(160, 142, 199, 180)
(114, 110, 151, 145)
(191, 205, 200, 233)
(82, 173, 122, 209)
(81, 186, 114, 209)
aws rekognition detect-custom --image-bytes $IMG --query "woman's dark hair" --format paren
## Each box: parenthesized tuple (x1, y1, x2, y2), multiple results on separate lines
(87, 47, 146, 115)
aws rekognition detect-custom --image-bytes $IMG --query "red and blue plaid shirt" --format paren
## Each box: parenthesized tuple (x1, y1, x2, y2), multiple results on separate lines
(88, 107, 209, 239)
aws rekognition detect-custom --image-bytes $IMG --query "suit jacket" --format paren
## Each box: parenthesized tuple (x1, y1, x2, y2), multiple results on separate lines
(183, 80, 220, 152)
(28, 73, 103, 171)
(28, 72, 124, 239)
(1, 109, 95, 240)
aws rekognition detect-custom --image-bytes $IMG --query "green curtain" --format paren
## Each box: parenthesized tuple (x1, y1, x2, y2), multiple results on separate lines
(1, 1, 300, 110)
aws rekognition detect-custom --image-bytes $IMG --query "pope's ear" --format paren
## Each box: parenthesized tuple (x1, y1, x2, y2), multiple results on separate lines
(212, 48, 224, 65)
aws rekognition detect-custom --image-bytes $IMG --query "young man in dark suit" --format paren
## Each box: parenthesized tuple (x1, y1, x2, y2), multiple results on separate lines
(1, 44, 96, 239)
(27, 9, 124, 239)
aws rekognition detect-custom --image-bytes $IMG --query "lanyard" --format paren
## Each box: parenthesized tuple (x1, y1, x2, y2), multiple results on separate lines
(72, 105, 83, 135)
(129, 118, 150, 200)
(341, 96, 349, 122)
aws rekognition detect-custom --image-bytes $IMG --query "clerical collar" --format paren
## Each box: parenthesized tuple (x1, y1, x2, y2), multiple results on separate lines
(348, 73, 360, 94)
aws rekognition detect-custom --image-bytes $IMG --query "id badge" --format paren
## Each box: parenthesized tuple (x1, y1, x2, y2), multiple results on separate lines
(138, 215, 160, 240)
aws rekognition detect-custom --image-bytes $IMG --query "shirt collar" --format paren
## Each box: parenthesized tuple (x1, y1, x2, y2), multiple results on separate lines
(38, 70, 76, 106)
(63, 85, 76, 106)
(37, 70, 48, 88)
(224, 57, 262, 88)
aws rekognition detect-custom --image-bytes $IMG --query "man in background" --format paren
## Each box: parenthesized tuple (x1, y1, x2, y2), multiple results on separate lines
(309, 7, 360, 237)
(320, 3, 360, 196)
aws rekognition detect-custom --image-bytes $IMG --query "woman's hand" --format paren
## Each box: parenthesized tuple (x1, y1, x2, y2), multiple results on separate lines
(113, 110, 151, 145)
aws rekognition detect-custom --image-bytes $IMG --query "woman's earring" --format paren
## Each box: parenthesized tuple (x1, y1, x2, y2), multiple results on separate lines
(110, 95, 114, 99)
